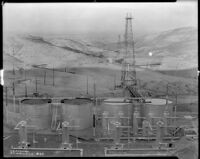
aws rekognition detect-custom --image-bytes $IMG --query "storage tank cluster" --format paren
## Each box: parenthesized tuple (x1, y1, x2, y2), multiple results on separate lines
(18, 97, 173, 140)
(20, 98, 93, 131)
(100, 97, 173, 137)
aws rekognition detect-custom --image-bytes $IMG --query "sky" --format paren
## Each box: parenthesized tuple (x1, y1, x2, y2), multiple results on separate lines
(3, 2, 197, 37)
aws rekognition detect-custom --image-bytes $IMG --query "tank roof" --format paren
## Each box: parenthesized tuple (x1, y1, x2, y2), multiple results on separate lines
(21, 99, 51, 105)
(145, 98, 172, 105)
(62, 98, 92, 105)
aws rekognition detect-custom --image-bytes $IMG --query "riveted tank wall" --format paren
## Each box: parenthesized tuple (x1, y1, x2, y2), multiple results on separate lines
(101, 98, 134, 130)
(20, 99, 51, 130)
(133, 101, 143, 127)
(6, 98, 21, 113)
(61, 98, 93, 130)
(141, 98, 173, 125)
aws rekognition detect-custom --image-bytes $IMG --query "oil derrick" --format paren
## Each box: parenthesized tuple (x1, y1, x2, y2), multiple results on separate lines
(121, 13, 138, 97)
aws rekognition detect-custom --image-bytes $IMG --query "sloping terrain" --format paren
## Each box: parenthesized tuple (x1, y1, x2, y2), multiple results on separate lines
(94, 27, 198, 70)
(3, 27, 197, 71)
(157, 68, 198, 79)
(3, 33, 116, 71)
(3, 27, 198, 96)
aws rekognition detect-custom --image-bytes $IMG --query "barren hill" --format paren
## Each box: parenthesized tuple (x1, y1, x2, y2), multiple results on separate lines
(3, 27, 197, 71)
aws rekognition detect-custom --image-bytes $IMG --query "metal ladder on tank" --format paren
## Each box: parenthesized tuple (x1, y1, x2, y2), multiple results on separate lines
(51, 100, 62, 130)
(126, 85, 145, 102)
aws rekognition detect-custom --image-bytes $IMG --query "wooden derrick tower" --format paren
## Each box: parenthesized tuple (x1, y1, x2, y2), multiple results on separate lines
(121, 13, 138, 97)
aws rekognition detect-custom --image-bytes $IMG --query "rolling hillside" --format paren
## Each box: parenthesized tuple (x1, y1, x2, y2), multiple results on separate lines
(93, 27, 198, 70)
(3, 27, 197, 71)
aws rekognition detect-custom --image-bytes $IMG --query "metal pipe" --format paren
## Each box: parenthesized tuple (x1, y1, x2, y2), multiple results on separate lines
(114, 74, 116, 90)
(93, 114, 96, 137)
(18, 121, 28, 148)
(98, 136, 180, 141)
(156, 120, 164, 144)
(102, 111, 109, 136)
(105, 147, 176, 151)
(13, 82, 15, 96)
(105, 154, 168, 157)
(13, 88, 16, 112)
(13, 64, 15, 75)
(164, 109, 170, 135)
(62, 121, 70, 146)
(11, 147, 83, 154)
(133, 110, 139, 135)
(112, 121, 121, 145)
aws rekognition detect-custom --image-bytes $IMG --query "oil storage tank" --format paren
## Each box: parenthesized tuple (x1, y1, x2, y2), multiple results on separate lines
(20, 98, 51, 130)
(141, 98, 173, 125)
(61, 98, 93, 130)
(101, 98, 133, 131)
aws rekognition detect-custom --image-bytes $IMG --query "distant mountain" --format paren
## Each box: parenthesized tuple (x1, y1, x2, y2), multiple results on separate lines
(135, 26, 197, 57)
(3, 27, 197, 71)
(95, 27, 197, 70)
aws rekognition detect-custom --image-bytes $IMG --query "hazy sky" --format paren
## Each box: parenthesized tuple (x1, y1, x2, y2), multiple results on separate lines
(3, 2, 197, 37)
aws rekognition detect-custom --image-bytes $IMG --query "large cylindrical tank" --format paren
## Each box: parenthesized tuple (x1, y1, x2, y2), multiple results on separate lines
(61, 98, 93, 130)
(6, 98, 21, 113)
(141, 98, 173, 125)
(101, 98, 133, 129)
(20, 99, 51, 130)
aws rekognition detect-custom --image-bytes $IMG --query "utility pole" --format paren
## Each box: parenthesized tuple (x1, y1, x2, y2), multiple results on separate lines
(93, 79, 96, 102)
(117, 35, 121, 55)
(5, 86, 8, 106)
(166, 83, 169, 105)
(175, 83, 178, 118)
(53, 66, 55, 86)
(13, 82, 15, 97)
(13, 64, 15, 75)
(114, 74, 116, 90)
(44, 70, 46, 85)
(86, 75, 88, 95)
(24, 69, 26, 80)
(13, 48, 15, 75)
(25, 84, 27, 97)
(13, 81, 15, 112)
(35, 77, 37, 93)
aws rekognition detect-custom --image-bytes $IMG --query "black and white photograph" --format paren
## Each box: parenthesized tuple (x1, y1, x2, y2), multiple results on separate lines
(3, 1, 198, 158)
